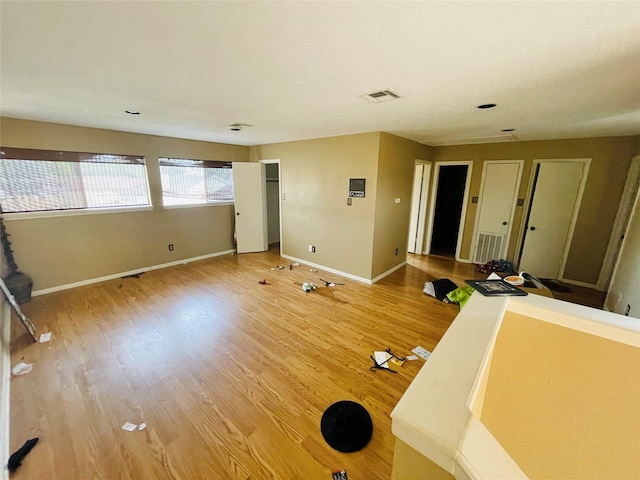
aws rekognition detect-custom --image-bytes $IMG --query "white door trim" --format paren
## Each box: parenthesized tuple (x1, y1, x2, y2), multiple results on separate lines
(470, 160, 524, 263)
(408, 159, 431, 254)
(424, 160, 474, 262)
(260, 159, 282, 254)
(598, 155, 640, 291)
(515, 158, 591, 281)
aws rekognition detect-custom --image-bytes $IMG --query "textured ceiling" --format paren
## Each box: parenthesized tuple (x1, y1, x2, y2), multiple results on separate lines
(1, 1, 639, 147)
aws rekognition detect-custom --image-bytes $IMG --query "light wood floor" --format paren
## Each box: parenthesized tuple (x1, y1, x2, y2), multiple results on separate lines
(9, 249, 601, 479)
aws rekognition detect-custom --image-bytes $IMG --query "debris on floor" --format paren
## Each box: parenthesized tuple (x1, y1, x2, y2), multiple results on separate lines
(121, 272, 145, 279)
(8, 437, 39, 472)
(319, 278, 345, 287)
(258, 279, 267, 285)
(406, 355, 419, 361)
(121, 422, 138, 432)
(332, 470, 348, 480)
(411, 346, 432, 361)
(12, 362, 33, 376)
(39, 332, 52, 343)
(302, 282, 317, 293)
(138, 423, 147, 431)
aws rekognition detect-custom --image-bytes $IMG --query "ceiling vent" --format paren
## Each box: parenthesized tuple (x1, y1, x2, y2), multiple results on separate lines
(360, 88, 403, 103)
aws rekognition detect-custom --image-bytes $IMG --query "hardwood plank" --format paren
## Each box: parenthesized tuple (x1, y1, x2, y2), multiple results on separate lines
(8, 249, 598, 478)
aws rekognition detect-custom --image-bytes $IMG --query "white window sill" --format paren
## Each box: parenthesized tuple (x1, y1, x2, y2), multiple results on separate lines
(162, 202, 234, 210)
(3, 205, 154, 221)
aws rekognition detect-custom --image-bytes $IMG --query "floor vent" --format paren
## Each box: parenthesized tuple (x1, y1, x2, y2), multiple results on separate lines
(473, 233, 504, 264)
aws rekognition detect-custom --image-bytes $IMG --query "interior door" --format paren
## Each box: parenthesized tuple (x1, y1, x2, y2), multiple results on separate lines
(232, 162, 268, 253)
(472, 162, 521, 264)
(519, 162, 584, 278)
(408, 162, 431, 253)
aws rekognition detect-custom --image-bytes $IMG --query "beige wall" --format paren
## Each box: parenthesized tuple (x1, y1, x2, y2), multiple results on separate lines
(432, 136, 638, 284)
(480, 311, 640, 479)
(372, 133, 431, 278)
(1, 117, 249, 291)
(249, 133, 380, 279)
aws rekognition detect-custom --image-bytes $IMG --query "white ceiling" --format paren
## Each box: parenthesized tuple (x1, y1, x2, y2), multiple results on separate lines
(1, 1, 639, 147)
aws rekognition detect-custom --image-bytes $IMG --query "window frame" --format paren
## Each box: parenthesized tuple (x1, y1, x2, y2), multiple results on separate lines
(0, 146, 152, 218)
(158, 157, 235, 208)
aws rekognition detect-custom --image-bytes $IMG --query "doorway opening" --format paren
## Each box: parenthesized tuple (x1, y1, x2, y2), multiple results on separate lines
(262, 161, 281, 254)
(429, 164, 470, 258)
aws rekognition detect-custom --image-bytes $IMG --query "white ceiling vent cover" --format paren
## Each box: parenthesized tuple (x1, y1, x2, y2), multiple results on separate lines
(360, 88, 404, 103)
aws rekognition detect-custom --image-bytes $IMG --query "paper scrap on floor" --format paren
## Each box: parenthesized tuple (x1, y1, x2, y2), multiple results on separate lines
(373, 351, 392, 368)
(411, 346, 432, 361)
(121, 422, 138, 432)
(406, 355, 419, 361)
(39, 332, 52, 343)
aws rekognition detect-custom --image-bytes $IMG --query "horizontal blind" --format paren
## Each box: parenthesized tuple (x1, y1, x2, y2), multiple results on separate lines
(0, 147, 149, 213)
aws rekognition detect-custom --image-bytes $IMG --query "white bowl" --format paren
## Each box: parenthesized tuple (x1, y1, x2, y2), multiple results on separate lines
(504, 275, 525, 286)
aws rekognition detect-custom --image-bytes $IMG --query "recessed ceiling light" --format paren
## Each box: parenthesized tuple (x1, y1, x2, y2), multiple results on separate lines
(501, 128, 515, 132)
(125, 110, 140, 115)
(228, 122, 254, 132)
(477, 103, 497, 109)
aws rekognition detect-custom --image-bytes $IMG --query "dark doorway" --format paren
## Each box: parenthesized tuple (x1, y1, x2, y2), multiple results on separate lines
(430, 165, 468, 257)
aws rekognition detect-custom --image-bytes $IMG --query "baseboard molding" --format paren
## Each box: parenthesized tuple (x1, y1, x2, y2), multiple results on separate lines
(559, 277, 599, 290)
(0, 302, 10, 480)
(280, 254, 373, 284)
(33, 249, 236, 296)
(371, 261, 407, 284)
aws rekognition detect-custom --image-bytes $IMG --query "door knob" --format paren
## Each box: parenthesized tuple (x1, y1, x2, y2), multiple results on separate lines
(502, 221, 508, 226)
(530, 226, 536, 231)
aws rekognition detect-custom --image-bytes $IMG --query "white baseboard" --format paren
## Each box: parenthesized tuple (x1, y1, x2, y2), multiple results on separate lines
(371, 261, 408, 284)
(0, 302, 10, 480)
(559, 277, 599, 290)
(33, 249, 236, 296)
(280, 254, 373, 284)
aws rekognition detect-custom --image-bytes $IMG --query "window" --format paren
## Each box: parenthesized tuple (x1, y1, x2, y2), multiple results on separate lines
(0, 147, 150, 213)
(159, 157, 234, 206)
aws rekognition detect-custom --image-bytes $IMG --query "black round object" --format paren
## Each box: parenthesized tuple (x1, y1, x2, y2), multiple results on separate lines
(320, 400, 373, 453)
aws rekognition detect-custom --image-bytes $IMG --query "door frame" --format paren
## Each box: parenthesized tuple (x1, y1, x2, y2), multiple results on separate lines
(259, 159, 282, 254)
(470, 160, 524, 264)
(598, 155, 640, 291)
(515, 158, 591, 281)
(424, 160, 473, 261)
(407, 159, 432, 254)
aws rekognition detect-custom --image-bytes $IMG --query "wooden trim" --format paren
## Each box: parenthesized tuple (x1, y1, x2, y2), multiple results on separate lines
(0, 301, 10, 480)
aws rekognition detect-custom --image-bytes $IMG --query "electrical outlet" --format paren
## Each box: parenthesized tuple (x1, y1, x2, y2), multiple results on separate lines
(168, 244, 174, 251)
(312, 246, 316, 253)
(308, 244, 313, 252)
(625, 304, 630, 316)
(395, 248, 399, 255)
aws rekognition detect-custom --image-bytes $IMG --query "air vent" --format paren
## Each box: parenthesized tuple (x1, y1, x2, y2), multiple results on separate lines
(473, 233, 505, 264)
(360, 88, 403, 103)
(228, 122, 254, 132)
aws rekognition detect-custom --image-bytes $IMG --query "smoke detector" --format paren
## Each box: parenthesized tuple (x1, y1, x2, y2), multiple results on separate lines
(228, 123, 254, 131)
(360, 88, 403, 103)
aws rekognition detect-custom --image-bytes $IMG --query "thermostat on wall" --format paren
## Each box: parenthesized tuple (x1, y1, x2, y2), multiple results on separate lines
(349, 178, 366, 198)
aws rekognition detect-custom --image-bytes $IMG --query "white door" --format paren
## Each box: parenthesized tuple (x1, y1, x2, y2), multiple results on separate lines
(232, 162, 268, 253)
(519, 162, 584, 278)
(408, 162, 431, 253)
(472, 162, 522, 264)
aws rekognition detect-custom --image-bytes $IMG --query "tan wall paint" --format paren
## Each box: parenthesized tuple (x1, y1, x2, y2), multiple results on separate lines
(372, 133, 432, 278)
(432, 136, 637, 284)
(249, 133, 380, 279)
(391, 439, 453, 480)
(480, 312, 640, 479)
(0, 117, 249, 290)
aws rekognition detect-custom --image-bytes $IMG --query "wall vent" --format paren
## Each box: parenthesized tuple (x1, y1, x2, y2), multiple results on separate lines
(473, 233, 505, 264)
(360, 88, 404, 103)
